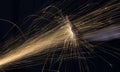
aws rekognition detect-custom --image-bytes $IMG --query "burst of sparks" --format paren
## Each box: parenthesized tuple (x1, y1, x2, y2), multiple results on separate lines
(0, 16, 77, 68)
(0, 0, 119, 71)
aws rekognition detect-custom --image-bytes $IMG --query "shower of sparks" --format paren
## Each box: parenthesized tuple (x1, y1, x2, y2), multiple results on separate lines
(0, 0, 119, 71)
(0, 16, 77, 68)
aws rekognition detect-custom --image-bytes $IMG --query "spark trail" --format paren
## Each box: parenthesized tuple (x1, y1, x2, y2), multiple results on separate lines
(0, 16, 77, 68)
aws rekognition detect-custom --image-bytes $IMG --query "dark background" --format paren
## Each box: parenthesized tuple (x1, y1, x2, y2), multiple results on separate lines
(0, 0, 120, 72)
